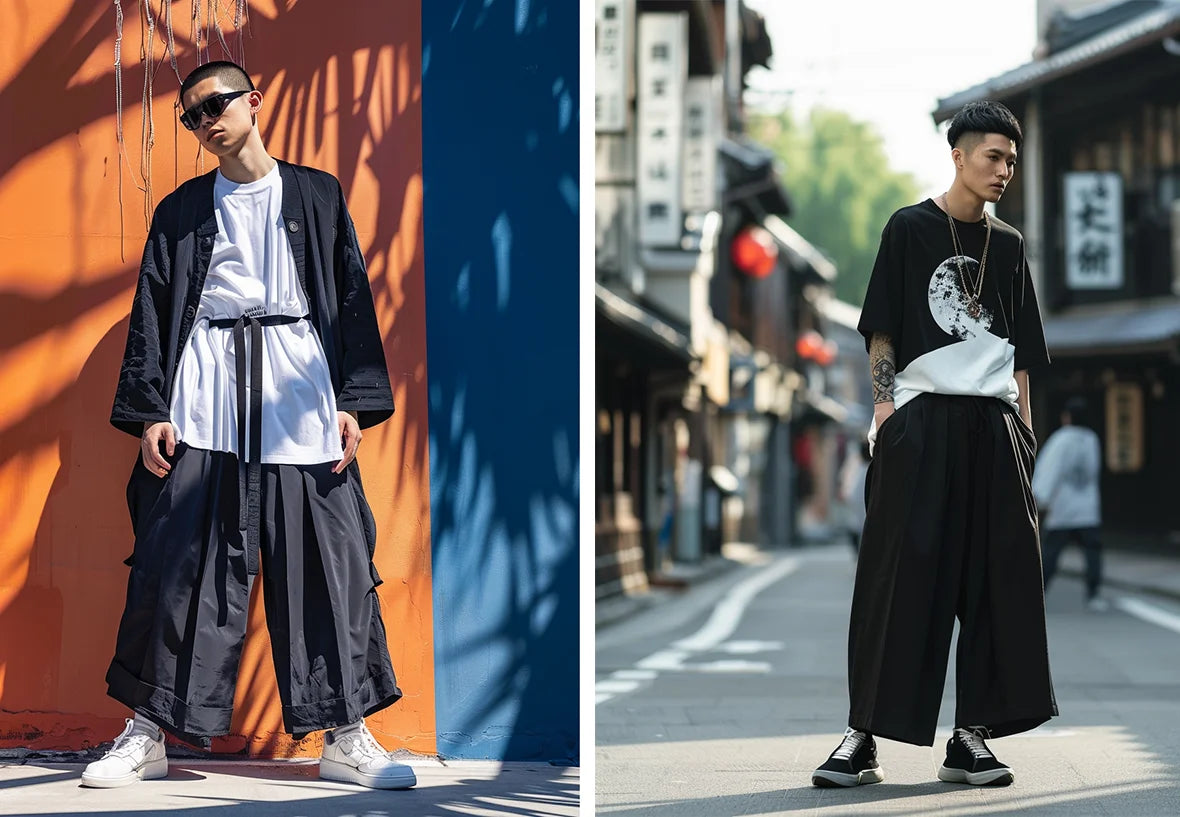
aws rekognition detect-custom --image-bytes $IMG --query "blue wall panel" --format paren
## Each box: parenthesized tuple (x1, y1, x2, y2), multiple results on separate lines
(421, 0, 579, 762)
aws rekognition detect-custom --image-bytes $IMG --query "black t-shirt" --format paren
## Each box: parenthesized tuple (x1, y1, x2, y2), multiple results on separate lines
(857, 198, 1049, 412)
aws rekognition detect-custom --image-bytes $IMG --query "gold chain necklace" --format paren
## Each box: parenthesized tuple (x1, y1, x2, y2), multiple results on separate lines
(941, 193, 990, 319)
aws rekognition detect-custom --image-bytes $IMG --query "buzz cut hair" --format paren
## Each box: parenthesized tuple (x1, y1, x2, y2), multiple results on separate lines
(179, 60, 255, 104)
(946, 101, 1023, 153)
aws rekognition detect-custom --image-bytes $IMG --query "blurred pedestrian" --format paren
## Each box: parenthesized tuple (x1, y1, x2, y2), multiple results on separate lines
(85, 60, 413, 791)
(837, 439, 871, 553)
(1034, 396, 1107, 611)
(812, 101, 1056, 790)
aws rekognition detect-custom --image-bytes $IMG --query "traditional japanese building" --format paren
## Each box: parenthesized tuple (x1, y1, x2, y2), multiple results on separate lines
(935, 0, 1180, 546)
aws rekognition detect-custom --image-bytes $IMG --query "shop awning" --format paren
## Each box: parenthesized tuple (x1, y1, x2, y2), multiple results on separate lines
(794, 390, 849, 426)
(596, 282, 696, 367)
(932, 3, 1180, 122)
(763, 215, 837, 287)
(719, 138, 793, 218)
(1043, 300, 1180, 356)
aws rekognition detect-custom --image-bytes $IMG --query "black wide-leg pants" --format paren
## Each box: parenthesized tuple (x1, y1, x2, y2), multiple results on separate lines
(847, 394, 1058, 747)
(105, 442, 402, 746)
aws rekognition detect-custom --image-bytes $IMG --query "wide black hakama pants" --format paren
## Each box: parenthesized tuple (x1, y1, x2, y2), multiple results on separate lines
(847, 393, 1058, 746)
(105, 442, 402, 746)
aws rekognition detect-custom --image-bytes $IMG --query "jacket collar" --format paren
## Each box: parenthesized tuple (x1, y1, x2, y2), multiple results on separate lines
(191, 160, 304, 238)
(193, 169, 219, 238)
(278, 160, 304, 235)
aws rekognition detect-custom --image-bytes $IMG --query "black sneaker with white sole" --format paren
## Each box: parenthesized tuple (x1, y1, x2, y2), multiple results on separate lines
(937, 727, 1014, 786)
(811, 728, 885, 787)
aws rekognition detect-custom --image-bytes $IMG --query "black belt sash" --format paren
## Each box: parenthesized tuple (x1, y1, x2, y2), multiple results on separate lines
(207, 313, 309, 575)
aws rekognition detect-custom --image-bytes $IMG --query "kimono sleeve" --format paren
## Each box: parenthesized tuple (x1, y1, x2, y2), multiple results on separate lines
(109, 214, 173, 437)
(857, 211, 906, 353)
(1012, 244, 1050, 371)
(333, 181, 395, 429)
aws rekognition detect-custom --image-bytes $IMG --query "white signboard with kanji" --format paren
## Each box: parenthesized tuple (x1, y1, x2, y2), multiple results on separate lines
(636, 12, 687, 247)
(1065, 172, 1123, 289)
(594, 0, 631, 133)
(682, 76, 720, 212)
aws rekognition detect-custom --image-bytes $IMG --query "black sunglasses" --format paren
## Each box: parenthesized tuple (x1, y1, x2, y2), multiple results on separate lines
(179, 90, 249, 131)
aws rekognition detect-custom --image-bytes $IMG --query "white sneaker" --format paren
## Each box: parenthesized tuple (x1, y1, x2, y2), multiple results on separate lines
(319, 721, 417, 789)
(80, 718, 168, 788)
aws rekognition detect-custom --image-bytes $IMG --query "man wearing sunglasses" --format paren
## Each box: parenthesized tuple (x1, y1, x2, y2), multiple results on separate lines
(86, 60, 413, 791)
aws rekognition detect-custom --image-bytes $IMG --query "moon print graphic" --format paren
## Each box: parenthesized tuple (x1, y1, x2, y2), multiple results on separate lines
(929, 256, 993, 340)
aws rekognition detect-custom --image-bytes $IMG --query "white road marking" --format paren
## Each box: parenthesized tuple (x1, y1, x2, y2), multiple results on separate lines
(635, 649, 690, 671)
(717, 639, 784, 654)
(610, 669, 658, 680)
(597, 556, 801, 704)
(691, 659, 772, 673)
(594, 679, 641, 694)
(1114, 595, 1180, 635)
(672, 558, 801, 651)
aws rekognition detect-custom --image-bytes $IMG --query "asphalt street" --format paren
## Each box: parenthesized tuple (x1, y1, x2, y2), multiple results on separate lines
(596, 543, 1180, 816)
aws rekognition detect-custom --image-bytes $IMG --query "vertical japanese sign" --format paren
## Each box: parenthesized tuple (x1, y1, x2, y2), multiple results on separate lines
(1105, 382, 1143, 472)
(1065, 172, 1123, 289)
(637, 13, 687, 247)
(594, 0, 630, 133)
(682, 76, 721, 213)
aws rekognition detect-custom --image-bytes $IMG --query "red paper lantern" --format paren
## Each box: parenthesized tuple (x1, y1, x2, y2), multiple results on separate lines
(796, 330, 824, 360)
(731, 225, 778, 278)
(816, 339, 838, 366)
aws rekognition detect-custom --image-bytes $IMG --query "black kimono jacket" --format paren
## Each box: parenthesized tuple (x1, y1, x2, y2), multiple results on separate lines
(110, 160, 394, 438)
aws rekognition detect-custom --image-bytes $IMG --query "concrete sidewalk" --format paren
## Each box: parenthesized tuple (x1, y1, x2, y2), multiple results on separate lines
(0, 758, 579, 816)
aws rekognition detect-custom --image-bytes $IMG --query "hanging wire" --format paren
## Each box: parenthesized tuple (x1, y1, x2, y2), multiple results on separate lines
(212, 0, 233, 60)
(139, 0, 158, 225)
(207, 0, 217, 62)
(234, 0, 248, 68)
(192, 0, 206, 174)
(192, 0, 204, 65)
(114, 0, 127, 260)
(162, 0, 181, 83)
(161, 0, 182, 189)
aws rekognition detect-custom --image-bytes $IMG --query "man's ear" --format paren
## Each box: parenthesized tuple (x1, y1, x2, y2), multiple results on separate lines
(951, 145, 964, 170)
(248, 89, 264, 115)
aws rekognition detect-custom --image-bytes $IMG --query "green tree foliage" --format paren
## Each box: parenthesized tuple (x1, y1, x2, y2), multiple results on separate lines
(748, 108, 920, 306)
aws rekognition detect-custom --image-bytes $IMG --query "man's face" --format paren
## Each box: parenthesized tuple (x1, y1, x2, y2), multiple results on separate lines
(955, 132, 1017, 203)
(180, 77, 259, 156)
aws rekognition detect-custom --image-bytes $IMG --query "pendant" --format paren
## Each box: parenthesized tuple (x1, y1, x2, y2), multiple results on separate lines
(966, 298, 982, 319)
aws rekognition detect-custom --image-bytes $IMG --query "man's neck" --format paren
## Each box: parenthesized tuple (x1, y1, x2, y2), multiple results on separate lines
(943, 183, 986, 223)
(217, 135, 276, 183)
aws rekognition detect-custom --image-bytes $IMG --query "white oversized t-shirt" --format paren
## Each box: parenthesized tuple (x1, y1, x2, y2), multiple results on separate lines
(169, 164, 344, 464)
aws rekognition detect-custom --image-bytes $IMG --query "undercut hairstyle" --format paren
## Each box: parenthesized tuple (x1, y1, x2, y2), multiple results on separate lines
(946, 101, 1023, 153)
(179, 60, 255, 104)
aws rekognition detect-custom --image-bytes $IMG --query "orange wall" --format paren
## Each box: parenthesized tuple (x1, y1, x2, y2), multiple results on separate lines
(0, 1, 434, 757)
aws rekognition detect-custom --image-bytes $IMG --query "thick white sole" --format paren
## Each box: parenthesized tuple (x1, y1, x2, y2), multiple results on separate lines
(319, 757, 417, 790)
(811, 766, 885, 787)
(938, 764, 1014, 786)
(80, 757, 168, 788)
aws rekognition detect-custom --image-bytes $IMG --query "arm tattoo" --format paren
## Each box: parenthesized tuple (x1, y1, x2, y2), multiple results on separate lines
(869, 333, 896, 404)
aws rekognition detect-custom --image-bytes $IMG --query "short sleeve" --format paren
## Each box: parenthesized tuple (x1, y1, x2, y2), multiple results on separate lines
(857, 212, 906, 352)
(1012, 245, 1050, 371)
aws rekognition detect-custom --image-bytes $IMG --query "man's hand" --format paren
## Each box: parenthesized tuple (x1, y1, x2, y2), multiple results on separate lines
(334, 411, 362, 474)
(1015, 370, 1034, 432)
(141, 421, 176, 477)
(874, 401, 895, 432)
